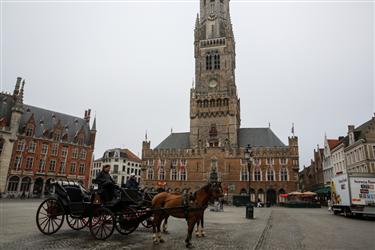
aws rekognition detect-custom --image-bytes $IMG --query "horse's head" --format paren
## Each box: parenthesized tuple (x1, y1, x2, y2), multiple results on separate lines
(208, 182, 224, 199)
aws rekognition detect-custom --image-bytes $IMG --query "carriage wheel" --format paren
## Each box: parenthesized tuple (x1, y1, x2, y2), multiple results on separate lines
(141, 214, 154, 228)
(36, 198, 65, 235)
(115, 207, 139, 235)
(89, 207, 115, 240)
(66, 214, 88, 230)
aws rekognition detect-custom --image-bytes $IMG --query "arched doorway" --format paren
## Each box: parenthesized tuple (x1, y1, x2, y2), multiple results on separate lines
(249, 188, 256, 202)
(257, 189, 265, 203)
(239, 188, 247, 196)
(45, 178, 54, 195)
(7, 176, 20, 192)
(266, 189, 277, 206)
(33, 178, 44, 197)
(20, 177, 32, 193)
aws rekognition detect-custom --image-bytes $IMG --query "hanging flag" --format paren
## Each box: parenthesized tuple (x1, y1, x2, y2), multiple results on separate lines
(156, 158, 161, 172)
(180, 159, 186, 171)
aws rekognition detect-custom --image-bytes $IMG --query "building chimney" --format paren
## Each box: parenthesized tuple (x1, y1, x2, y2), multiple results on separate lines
(13, 77, 22, 95)
(348, 125, 355, 133)
(84, 109, 91, 123)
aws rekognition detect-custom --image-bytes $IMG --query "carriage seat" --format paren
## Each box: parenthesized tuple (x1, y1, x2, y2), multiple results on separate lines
(55, 181, 90, 203)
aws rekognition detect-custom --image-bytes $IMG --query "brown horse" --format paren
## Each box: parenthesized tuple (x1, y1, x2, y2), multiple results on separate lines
(151, 182, 223, 248)
(161, 204, 208, 238)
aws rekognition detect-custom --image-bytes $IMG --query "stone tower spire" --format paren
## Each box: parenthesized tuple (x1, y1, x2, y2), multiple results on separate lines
(190, 0, 240, 148)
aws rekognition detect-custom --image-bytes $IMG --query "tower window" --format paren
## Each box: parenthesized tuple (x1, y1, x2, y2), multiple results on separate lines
(206, 54, 212, 70)
(214, 54, 220, 69)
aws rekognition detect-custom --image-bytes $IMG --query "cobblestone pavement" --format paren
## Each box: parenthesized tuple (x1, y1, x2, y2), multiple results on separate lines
(1, 200, 374, 250)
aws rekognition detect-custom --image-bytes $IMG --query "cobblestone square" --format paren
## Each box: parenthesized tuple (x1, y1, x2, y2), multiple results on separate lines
(1, 200, 374, 250)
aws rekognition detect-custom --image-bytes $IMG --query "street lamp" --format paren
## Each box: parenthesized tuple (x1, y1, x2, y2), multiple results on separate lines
(244, 144, 253, 203)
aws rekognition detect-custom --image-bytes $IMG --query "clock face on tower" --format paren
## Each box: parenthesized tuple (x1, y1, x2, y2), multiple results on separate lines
(209, 79, 218, 88)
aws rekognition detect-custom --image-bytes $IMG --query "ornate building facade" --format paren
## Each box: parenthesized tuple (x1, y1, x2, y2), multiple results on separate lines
(141, 0, 299, 204)
(1, 78, 96, 197)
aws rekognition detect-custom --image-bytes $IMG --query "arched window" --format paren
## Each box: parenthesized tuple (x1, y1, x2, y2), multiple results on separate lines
(20, 177, 32, 192)
(217, 99, 222, 106)
(214, 54, 220, 69)
(7, 176, 20, 192)
(206, 54, 212, 70)
(254, 168, 261, 181)
(171, 168, 177, 180)
(179, 167, 187, 181)
(267, 167, 275, 181)
(147, 168, 154, 180)
(204, 100, 209, 107)
(241, 168, 248, 181)
(210, 99, 215, 107)
(158, 166, 165, 180)
(280, 167, 288, 181)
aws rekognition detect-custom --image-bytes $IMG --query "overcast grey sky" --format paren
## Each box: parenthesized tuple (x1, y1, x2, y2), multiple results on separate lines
(1, 0, 374, 168)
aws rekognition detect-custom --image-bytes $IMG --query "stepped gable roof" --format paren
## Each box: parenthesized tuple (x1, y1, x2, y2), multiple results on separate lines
(20, 104, 91, 144)
(238, 128, 285, 147)
(155, 132, 190, 149)
(354, 119, 373, 140)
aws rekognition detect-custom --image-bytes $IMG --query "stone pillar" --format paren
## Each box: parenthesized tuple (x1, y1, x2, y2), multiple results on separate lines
(29, 181, 34, 197)
(41, 179, 46, 198)
(17, 177, 23, 197)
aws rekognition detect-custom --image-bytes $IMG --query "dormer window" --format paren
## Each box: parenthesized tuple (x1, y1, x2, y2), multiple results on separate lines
(26, 127, 34, 137)
(53, 133, 61, 141)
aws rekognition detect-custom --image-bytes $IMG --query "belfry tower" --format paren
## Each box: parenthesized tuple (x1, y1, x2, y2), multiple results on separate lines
(190, 0, 240, 148)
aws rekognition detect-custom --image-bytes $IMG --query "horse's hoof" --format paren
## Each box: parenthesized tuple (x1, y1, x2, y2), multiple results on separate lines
(159, 238, 165, 243)
(186, 243, 192, 248)
(163, 230, 169, 234)
(153, 241, 159, 245)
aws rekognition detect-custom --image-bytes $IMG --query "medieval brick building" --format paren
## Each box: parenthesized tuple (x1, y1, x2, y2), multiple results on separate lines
(0, 78, 96, 197)
(141, 0, 299, 204)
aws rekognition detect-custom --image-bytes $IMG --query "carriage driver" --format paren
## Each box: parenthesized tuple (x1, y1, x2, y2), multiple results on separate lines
(94, 164, 117, 202)
(125, 173, 139, 189)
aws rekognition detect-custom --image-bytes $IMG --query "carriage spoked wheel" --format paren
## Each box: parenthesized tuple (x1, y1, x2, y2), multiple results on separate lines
(89, 207, 115, 240)
(115, 207, 139, 235)
(36, 198, 65, 235)
(141, 213, 154, 228)
(66, 214, 88, 230)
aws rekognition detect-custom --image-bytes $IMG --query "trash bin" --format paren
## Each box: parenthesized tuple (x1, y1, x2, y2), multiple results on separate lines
(245, 204, 254, 219)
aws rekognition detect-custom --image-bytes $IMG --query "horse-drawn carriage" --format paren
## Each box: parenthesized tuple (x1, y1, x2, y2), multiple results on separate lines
(36, 179, 224, 247)
(35, 180, 155, 240)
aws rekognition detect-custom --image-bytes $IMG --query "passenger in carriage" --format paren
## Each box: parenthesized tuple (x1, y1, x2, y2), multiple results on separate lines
(94, 164, 116, 202)
(125, 173, 139, 189)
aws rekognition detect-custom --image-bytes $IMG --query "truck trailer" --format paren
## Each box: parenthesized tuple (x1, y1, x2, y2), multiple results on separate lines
(331, 173, 375, 217)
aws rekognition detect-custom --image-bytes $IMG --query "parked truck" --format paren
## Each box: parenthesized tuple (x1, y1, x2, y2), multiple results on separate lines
(331, 173, 375, 217)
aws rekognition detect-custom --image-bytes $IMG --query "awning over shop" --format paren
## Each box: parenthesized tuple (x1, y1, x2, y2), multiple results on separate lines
(279, 194, 289, 198)
(313, 186, 331, 194)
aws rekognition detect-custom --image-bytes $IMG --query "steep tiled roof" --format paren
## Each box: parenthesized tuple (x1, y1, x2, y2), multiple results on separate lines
(121, 149, 141, 162)
(154, 128, 285, 150)
(327, 139, 340, 150)
(155, 132, 190, 149)
(238, 128, 285, 147)
(20, 104, 91, 144)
